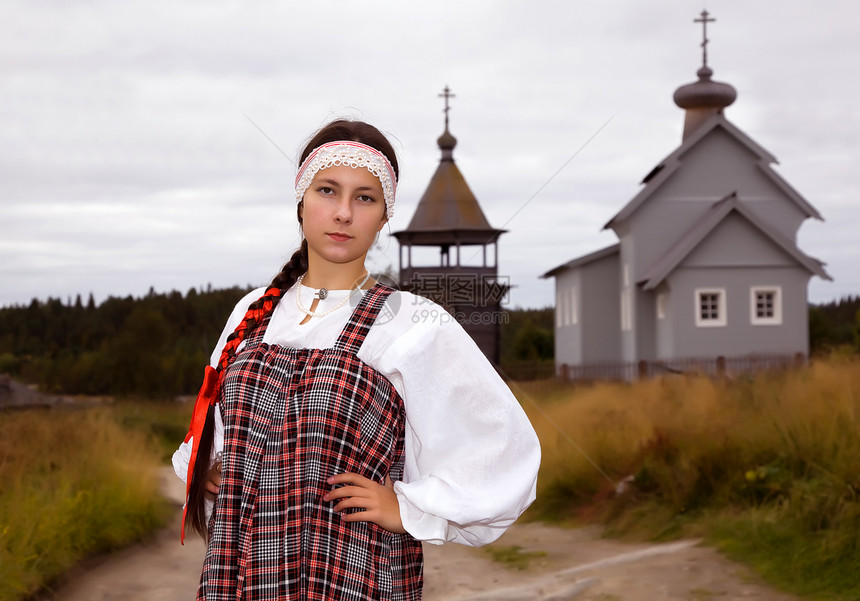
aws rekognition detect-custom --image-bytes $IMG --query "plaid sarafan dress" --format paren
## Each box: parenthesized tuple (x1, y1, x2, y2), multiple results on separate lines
(199, 285, 423, 601)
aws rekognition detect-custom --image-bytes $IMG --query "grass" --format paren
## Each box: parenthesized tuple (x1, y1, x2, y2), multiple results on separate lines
(0, 404, 183, 601)
(516, 354, 860, 600)
(5, 359, 860, 599)
(111, 399, 194, 461)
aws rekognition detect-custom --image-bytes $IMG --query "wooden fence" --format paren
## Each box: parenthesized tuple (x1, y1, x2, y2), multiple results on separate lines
(498, 359, 555, 381)
(557, 353, 806, 383)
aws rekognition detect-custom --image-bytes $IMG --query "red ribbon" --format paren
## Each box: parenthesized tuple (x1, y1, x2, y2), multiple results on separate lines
(181, 364, 220, 543)
(179, 287, 282, 543)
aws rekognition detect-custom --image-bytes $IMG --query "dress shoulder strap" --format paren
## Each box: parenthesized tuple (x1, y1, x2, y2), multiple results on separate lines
(334, 283, 395, 355)
(245, 309, 275, 347)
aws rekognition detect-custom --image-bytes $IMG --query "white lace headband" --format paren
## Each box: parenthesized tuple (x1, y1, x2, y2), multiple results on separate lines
(294, 141, 397, 219)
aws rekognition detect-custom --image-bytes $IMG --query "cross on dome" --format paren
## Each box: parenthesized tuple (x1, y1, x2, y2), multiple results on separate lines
(438, 85, 456, 131)
(695, 9, 716, 68)
(673, 9, 737, 140)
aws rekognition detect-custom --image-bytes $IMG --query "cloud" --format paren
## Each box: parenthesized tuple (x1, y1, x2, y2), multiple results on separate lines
(0, 0, 858, 310)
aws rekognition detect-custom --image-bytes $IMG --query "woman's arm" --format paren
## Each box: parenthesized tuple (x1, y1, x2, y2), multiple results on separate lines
(171, 404, 225, 485)
(171, 288, 262, 485)
(371, 298, 541, 547)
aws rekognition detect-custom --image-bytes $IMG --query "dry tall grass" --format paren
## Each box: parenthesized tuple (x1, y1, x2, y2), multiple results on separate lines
(0, 408, 169, 601)
(515, 355, 860, 598)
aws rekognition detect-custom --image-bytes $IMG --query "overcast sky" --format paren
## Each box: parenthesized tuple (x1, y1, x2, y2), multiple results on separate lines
(2, 0, 858, 311)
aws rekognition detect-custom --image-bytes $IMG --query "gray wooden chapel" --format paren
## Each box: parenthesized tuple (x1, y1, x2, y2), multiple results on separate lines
(393, 88, 508, 365)
(543, 11, 831, 379)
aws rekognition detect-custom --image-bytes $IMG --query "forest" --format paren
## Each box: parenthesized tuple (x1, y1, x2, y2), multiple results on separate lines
(0, 287, 856, 398)
(0, 287, 248, 397)
(809, 295, 860, 351)
(0, 286, 556, 397)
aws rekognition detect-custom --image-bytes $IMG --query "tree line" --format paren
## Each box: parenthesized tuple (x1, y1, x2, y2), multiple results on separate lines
(809, 295, 860, 353)
(0, 286, 252, 397)
(1, 288, 855, 397)
(0, 286, 558, 397)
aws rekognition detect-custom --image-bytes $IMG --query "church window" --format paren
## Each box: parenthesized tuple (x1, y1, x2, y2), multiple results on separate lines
(556, 290, 563, 328)
(751, 286, 782, 325)
(695, 288, 726, 327)
(621, 289, 632, 331)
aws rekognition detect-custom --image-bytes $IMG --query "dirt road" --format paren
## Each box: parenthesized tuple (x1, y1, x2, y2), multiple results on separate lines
(47, 469, 800, 601)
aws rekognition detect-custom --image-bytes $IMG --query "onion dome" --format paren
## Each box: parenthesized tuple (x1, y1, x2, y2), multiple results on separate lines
(674, 10, 738, 139)
(438, 128, 457, 161)
(673, 65, 737, 110)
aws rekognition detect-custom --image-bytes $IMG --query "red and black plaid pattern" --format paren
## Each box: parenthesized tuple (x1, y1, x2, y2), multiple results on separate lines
(199, 284, 423, 601)
(181, 287, 284, 543)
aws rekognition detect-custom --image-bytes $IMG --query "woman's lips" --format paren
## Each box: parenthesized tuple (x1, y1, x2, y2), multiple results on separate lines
(327, 233, 352, 242)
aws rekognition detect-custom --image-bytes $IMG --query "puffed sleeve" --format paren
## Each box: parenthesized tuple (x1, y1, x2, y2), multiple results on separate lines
(171, 288, 263, 484)
(375, 306, 541, 547)
(171, 407, 224, 484)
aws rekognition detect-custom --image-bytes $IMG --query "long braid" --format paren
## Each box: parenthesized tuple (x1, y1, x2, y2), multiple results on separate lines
(217, 239, 309, 363)
(184, 238, 309, 538)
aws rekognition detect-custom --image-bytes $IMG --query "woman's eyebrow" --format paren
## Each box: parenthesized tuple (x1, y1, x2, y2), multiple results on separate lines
(315, 177, 381, 193)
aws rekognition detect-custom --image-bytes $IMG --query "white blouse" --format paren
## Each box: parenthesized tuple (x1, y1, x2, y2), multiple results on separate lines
(172, 283, 540, 547)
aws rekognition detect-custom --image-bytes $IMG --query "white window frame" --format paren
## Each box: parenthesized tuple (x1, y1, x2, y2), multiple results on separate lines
(620, 288, 632, 331)
(570, 287, 579, 325)
(657, 293, 667, 320)
(695, 288, 727, 327)
(751, 286, 782, 326)
(563, 288, 571, 326)
(556, 290, 563, 328)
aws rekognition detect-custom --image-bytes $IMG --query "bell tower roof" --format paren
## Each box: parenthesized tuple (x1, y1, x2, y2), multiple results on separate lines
(393, 86, 505, 246)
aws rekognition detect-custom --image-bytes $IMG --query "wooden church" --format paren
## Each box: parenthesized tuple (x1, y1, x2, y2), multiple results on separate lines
(543, 12, 831, 379)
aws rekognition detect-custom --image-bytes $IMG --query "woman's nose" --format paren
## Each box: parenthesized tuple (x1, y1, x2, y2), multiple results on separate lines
(333, 197, 352, 223)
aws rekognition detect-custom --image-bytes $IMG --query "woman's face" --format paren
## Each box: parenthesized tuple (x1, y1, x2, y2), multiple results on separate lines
(300, 164, 388, 270)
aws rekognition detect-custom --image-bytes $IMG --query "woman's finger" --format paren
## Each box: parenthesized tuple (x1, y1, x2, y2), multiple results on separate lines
(324, 485, 369, 502)
(324, 471, 405, 533)
(327, 472, 372, 487)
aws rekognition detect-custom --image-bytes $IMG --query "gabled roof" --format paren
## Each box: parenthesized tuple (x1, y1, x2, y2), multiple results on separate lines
(638, 192, 831, 290)
(604, 114, 823, 230)
(541, 243, 620, 279)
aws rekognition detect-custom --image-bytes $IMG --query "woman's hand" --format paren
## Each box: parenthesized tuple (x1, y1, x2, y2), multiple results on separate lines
(204, 461, 222, 500)
(324, 473, 405, 534)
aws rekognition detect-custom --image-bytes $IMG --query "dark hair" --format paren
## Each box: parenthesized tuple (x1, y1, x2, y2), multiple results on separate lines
(184, 119, 398, 537)
(298, 119, 399, 177)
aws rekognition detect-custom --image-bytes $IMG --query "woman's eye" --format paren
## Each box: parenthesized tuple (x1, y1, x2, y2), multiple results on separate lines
(357, 195, 376, 203)
(317, 186, 334, 195)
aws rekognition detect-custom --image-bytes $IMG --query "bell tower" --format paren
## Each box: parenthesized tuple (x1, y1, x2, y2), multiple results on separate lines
(393, 87, 508, 363)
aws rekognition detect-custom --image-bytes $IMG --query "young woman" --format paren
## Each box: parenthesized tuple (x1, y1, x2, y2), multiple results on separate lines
(173, 119, 540, 601)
